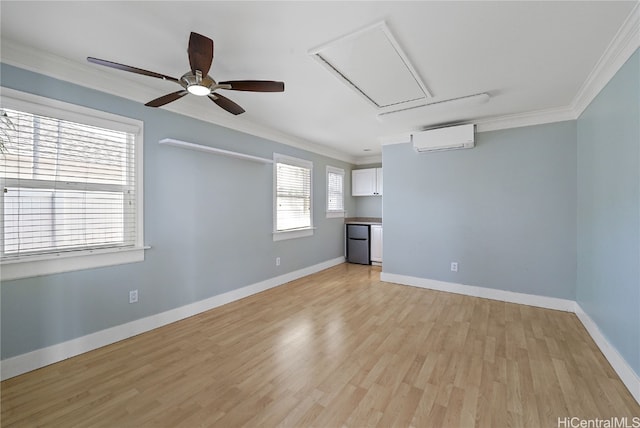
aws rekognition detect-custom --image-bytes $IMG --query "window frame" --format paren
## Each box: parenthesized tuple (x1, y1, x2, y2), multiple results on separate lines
(326, 165, 345, 218)
(273, 153, 314, 241)
(0, 87, 145, 281)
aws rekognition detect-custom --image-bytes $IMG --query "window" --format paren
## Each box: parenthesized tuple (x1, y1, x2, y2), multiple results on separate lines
(326, 166, 345, 218)
(273, 153, 313, 241)
(0, 88, 144, 280)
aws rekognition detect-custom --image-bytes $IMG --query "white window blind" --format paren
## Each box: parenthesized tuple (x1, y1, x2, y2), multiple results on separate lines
(275, 155, 312, 232)
(1, 107, 137, 260)
(327, 166, 344, 215)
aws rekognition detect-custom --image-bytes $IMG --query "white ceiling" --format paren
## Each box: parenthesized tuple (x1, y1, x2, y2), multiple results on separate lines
(1, 1, 638, 163)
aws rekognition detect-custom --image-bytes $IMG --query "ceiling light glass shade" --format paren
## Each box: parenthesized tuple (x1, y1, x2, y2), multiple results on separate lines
(187, 84, 211, 96)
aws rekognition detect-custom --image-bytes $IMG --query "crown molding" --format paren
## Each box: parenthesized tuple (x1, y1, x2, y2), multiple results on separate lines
(353, 154, 382, 165)
(377, 105, 575, 147)
(571, 2, 640, 117)
(379, 133, 411, 146)
(2, 0, 639, 165)
(431, 3, 640, 136)
(474, 106, 577, 133)
(0, 40, 357, 165)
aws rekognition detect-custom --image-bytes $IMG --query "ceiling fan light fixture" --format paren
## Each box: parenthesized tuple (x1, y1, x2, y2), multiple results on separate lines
(187, 84, 211, 96)
(87, 32, 283, 115)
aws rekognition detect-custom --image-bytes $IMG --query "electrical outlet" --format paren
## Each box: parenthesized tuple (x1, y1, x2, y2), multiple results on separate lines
(276, 257, 281, 266)
(450, 262, 458, 272)
(129, 289, 138, 304)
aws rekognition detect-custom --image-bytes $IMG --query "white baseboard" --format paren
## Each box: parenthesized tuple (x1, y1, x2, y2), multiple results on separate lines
(380, 272, 575, 312)
(380, 271, 640, 405)
(574, 303, 640, 404)
(4, 262, 638, 407)
(0, 257, 345, 381)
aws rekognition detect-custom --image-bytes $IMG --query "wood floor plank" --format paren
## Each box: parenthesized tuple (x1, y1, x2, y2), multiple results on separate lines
(2, 263, 638, 427)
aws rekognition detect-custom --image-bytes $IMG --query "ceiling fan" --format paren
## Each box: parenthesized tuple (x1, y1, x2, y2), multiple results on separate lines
(87, 32, 284, 115)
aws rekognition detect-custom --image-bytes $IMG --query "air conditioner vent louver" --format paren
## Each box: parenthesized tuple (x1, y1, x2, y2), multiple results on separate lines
(412, 123, 475, 153)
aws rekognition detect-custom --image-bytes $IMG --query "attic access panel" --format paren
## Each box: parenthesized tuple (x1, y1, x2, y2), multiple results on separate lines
(310, 22, 431, 109)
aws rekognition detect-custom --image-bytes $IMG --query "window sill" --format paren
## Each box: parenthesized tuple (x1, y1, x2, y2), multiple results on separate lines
(273, 228, 315, 241)
(1, 246, 150, 281)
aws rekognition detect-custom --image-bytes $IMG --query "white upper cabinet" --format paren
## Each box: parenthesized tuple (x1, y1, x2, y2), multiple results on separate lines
(375, 168, 383, 195)
(352, 168, 382, 196)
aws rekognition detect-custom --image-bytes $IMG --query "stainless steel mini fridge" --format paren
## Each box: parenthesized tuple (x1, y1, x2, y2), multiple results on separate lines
(347, 224, 370, 265)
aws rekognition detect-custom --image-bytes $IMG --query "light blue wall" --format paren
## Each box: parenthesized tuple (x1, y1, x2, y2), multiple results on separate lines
(0, 64, 355, 359)
(354, 196, 382, 218)
(576, 50, 640, 374)
(353, 163, 383, 218)
(382, 121, 577, 299)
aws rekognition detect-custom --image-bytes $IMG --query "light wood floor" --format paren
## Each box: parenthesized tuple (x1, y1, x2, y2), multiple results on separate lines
(2, 263, 638, 427)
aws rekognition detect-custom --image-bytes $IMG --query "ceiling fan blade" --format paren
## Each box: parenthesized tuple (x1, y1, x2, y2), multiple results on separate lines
(188, 32, 214, 76)
(87, 57, 179, 83)
(208, 93, 245, 115)
(219, 80, 285, 92)
(145, 90, 188, 107)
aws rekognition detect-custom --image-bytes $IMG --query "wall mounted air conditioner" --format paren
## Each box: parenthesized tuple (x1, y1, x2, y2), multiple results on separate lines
(412, 123, 475, 152)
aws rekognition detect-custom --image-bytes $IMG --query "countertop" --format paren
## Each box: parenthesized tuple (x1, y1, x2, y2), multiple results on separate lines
(345, 217, 382, 226)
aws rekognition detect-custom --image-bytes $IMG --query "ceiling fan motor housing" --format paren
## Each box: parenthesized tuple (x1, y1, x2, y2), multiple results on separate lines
(180, 71, 232, 96)
(181, 71, 212, 95)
